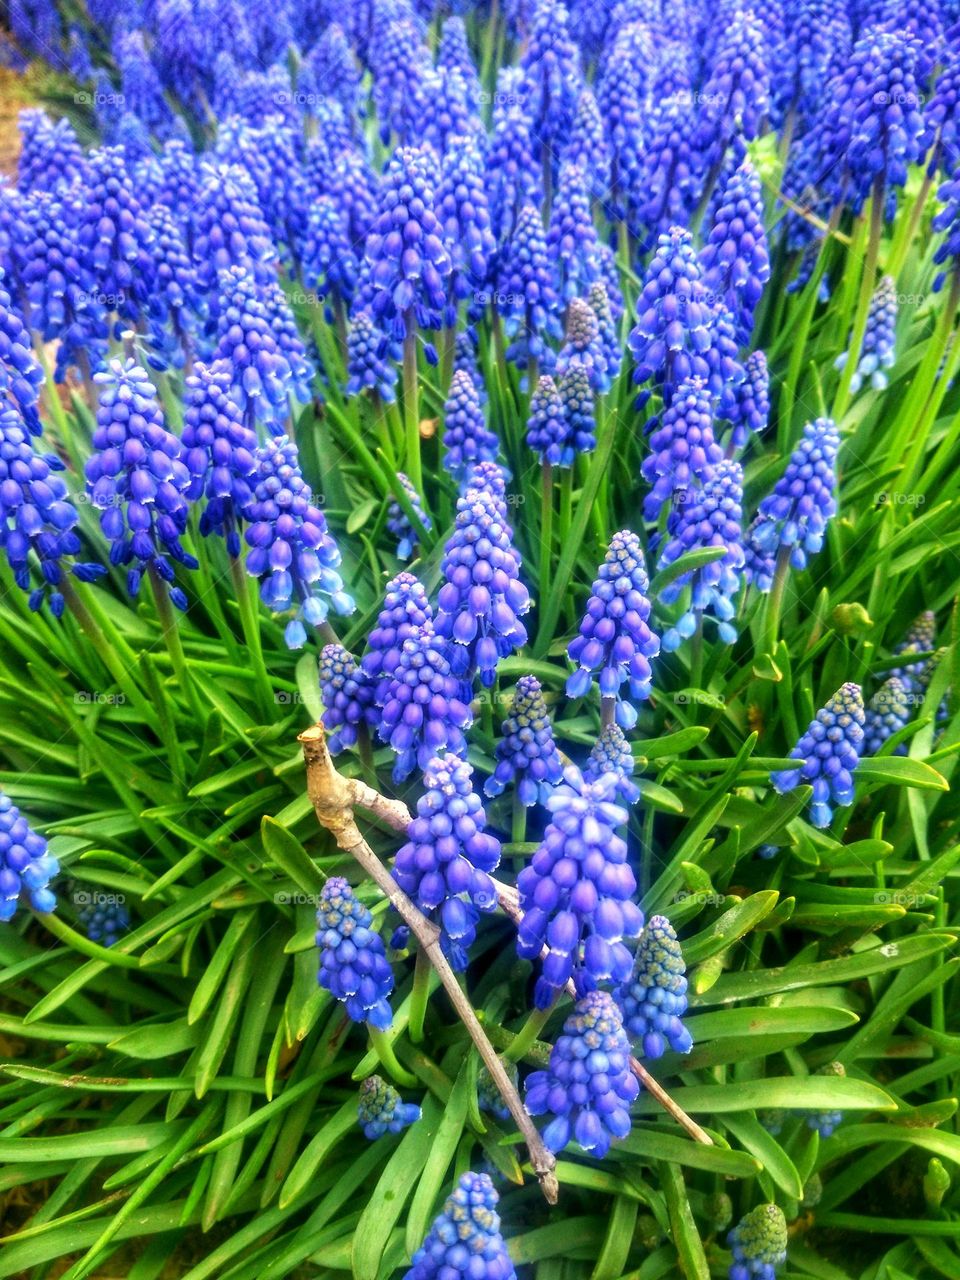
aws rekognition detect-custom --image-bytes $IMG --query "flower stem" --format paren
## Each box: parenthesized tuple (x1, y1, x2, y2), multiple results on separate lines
(228, 553, 274, 718)
(367, 1024, 418, 1087)
(511, 791, 527, 846)
(763, 545, 793, 658)
(402, 312, 422, 493)
(503, 1000, 556, 1064)
(539, 461, 554, 608)
(149, 565, 201, 720)
(407, 945, 432, 1044)
(833, 178, 884, 422)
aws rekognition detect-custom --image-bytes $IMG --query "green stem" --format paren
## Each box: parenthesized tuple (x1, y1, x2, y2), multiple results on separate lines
(367, 1025, 418, 1087)
(407, 946, 432, 1045)
(690, 612, 704, 694)
(539, 461, 554, 609)
(833, 179, 884, 422)
(504, 1000, 557, 1064)
(886, 168, 934, 281)
(228, 553, 274, 718)
(59, 578, 156, 730)
(402, 314, 422, 493)
(898, 273, 960, 493)
(763, 545, 793, 658)
(149, 565, 201, 720)
(511, 791, 527, 846)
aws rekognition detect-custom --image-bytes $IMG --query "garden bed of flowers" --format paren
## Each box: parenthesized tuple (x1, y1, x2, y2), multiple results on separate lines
(0, 1, 959, 1277)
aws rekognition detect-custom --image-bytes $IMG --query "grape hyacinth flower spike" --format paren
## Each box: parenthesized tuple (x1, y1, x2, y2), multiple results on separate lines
(526, 375, 567, 467)
(753, 417, 840, 576)
(517, 766, 644, 1007)
(377, 622, 472, 782)
(771, 682, 865, 829)
(345, 311, 399, 404)
(524, 990, 639, 1159)
(387, 473, 431, 561)
(584, 724, 640, 806)
(394, 755, 501, 970)
(728, 1205, 788, 1280)
(0, 406, 104, 616)
(806, 1061, 846, 1137)
(358, 1075, 421, 1141)
(244, 435, 355, 649)
(863, 677, 911, 755)
(616, 915, 693, 1058)
(180, 361, 257, 557)
(0, 792, 59, 921)
(485, 675, 565, 806)
(835, 276, 898, 394)
(657, 461, 746, 648)
(77, 894, 130, 946)
(361, 572, 433, 706)
(404, 1171, 516, 1280)
(85, 359, 196, 609)
(316, 877, 395, 1030)
(699, 159, 770, 343)
(496, 204, 562, 379)
(442, 370, 499, 482)
(725, 350, 770, 452)
(642, 376, 722, 523)
(434, 484, 532, 688)
(891, 610, 937, 688)
(556, 297, 609, 395)
(318, 644, 378, 753)
(566, 531, 660, 730)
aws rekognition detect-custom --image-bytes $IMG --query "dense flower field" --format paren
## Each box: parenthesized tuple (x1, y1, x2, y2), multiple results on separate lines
(0, 0, 960, 1277)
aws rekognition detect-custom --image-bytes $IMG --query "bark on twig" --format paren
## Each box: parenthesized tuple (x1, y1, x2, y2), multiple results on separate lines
(299, 723, 559, 1204)
(298, 722, 711, 1153)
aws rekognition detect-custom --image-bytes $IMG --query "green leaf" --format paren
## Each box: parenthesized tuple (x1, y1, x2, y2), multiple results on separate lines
(405, 1060, 471, 1256)
(659, 1161, 709, 1280)
(617, 1127, 760, 1176)
(721, 1113, 803, 1198)
(279, 1099, 357, 1210)
(261, 816, 325, 896)
(682, 891, 780, 965)
(631, 1076, 896, 1116)
(856, 756, 950, 791)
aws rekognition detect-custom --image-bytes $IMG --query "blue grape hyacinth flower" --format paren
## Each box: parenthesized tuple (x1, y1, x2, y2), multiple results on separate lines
(657, 461, 746, 649)
(77, 146, 156, 329)
(615, 915, 693, 1059)
(771, 682, 865, 829)
(753, 417, 840, 573)
(728, 1204, 788, 1280)
(0, 791, 59, 921)
(345, 311, 399, 403)
(835, 275, 897, 393)
(547, 163, 601, 305)
(556, 297, 609, 395)
(436, 136, 497, 326)
(442, 370, 500, 482)
(641, 376, 723, 523)
(0, 406, 104, 616)
(724, 349, 770, 451)
(559, 366, 596, 461)
(377, 622, 473, 782)
(434, 484, 532, 688)
(361, 571, 433, 707)
(365, 145, 451, 341)
(394, 754, 502, 970)
(805, 1061, 846, 1138)
(358, 1075, 421, 1141)
(404, 1170, 516, 1280)
(566, 531, 660, 729)
(319, 643, 378, 753)
(0, 276, 45, 434)
(496, 203, 562, 377)
(694, 10, 770, 167)
(699, 159, 770, 343)
(486, 675, 565, 806)
(584, 724, 640, 806)
(387, 473, 432, 561)
(525, 990, 639, 1159)
(243, 435, 354, 649)
(77, 893, 130, 946)
(890, 610, 937, 688)
(517, 766, 644, 1007)
(85, 359, 196, 609)
(526, 375, 568, 467)
(316, 877, 395, 1030)
(863, 676, 911, 756)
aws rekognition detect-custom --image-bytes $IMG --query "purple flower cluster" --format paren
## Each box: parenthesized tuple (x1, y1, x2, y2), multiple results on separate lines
(180, 361, 257, 556)
(584, 724, 640, 806)
(316, 877, 395, 1030)
(486, 675, 565, 806)
(835, 275, 898, 393)
(244, 435, 354, 649)
(517, 766, 643, 1007)
(525, 990, 639, 1158)
(394, 755, 502, 970)
(442, 370, 499, 482)
(728, 1205, 788, 1280)
(752, 417, 840, 573)
(358, 1075, 421, 1140)
(699, 159, 770, 342)
(566, 531, 660, 729)
(361, 571, 433, 705)
(377, 621, 472, 782)
(863, 676, 911, 755)
(387, 473, 432, 562)
(405, 1171, 516, 1280)
(616, 915, 693, 1058)
(319, 644, 378, 753)
(0, 791, 59, 921)
(435, 483, 531, 688)
(657, 461, 745, 648)
(771, 682, 865, 828)
(641, 376, 722, 522)
(85, 359, 196, 608)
